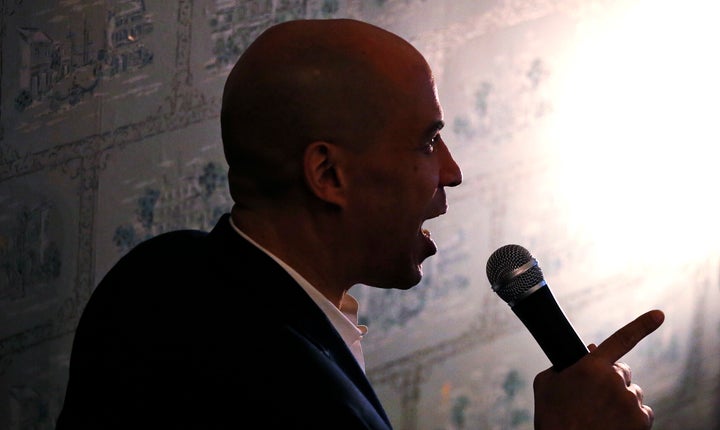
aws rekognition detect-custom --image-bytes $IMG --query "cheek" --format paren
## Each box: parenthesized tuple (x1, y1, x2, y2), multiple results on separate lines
(382, 172, 437, 217)
(349, 158, 437, 214)
(351, 164, 399, 202)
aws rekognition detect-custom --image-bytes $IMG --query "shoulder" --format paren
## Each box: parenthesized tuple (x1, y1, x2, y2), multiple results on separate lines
(114, 213, 237, 271)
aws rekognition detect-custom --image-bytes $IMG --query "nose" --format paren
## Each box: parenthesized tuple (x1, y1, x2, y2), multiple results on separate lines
(438, 141, 463, 187)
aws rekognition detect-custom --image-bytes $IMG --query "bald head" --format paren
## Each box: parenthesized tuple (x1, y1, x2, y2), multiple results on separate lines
(221, 19, 433, 204)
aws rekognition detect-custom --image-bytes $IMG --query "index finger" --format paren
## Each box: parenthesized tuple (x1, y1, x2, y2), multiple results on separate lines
(592, 309, 665, 363)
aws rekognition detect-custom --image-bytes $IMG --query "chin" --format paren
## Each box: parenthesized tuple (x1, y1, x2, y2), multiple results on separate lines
(367, 261, 425, 290)
(399, 266, 424, 290)
(372, 272, 422, 290)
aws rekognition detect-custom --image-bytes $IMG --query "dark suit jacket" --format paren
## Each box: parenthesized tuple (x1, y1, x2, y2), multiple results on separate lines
(56, 213, 392, 429)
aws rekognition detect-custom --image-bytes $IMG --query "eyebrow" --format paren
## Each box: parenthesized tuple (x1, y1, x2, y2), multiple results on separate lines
(425, 120, 445, 137)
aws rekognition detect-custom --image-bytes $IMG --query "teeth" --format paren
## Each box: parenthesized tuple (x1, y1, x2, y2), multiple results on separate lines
(422, 228, 431, 238)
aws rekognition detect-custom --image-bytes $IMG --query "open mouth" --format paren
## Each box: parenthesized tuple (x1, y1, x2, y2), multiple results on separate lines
(419, 226, 437, 257)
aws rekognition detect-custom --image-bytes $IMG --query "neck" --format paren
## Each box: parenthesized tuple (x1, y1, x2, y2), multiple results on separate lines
(230, 205, 350, 307)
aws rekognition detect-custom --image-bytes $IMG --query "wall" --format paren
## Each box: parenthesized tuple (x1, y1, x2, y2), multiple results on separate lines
(1, 1, 718, 429)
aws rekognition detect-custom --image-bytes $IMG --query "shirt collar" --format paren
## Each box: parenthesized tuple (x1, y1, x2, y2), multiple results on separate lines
(229, 217, 367, 368)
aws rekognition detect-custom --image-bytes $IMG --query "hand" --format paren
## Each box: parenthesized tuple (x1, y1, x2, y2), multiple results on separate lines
(533, 309, 665, 430)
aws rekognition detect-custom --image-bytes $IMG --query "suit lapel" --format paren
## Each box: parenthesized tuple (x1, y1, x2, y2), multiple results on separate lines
(207, 214, 391, 426)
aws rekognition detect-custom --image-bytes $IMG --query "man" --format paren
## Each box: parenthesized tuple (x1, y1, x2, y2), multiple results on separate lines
(57, 18, 664, 429)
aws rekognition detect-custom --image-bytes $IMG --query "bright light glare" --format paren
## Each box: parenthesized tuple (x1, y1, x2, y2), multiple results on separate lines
(549, 0, 720, 268)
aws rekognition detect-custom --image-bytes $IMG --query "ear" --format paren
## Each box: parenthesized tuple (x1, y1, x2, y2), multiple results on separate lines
(303, 141, 347, 207)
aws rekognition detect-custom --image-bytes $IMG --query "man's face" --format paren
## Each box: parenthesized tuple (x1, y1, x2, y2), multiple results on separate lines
(343, 73, 463, 290)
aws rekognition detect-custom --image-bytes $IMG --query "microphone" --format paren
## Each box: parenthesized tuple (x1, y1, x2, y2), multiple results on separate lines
(486, 244, 589, 371)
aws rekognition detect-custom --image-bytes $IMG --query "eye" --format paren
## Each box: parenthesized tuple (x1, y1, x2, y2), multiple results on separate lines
(424, 134, 440, 154)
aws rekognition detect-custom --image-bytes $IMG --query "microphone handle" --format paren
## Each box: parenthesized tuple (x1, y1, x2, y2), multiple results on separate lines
(511, 285, 589, 371)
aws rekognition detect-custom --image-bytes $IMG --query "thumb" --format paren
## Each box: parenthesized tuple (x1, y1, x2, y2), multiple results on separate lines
(592, 309, 665, 363)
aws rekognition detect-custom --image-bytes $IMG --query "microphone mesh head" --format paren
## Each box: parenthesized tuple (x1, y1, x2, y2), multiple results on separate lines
(486, 244, 545, 304)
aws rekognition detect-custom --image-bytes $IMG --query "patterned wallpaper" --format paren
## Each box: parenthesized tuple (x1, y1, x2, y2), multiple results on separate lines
(1, 1, 718, 429)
